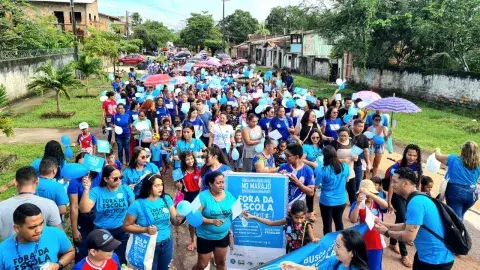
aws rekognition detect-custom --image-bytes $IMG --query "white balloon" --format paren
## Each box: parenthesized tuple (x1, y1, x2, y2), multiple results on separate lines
(135, 121, 146, 131)
(363, 131, 374, 139)
(114, 126, 123, 135)
(357, 101, 368, 109)
(231, 148, 240, 160)
(336, 78, 343, 86)
(99, 96, 108, 102)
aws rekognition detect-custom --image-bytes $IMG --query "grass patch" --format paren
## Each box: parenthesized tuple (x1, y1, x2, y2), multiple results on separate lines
(288, 72, 480, 154)
(0, 144, 45, 201)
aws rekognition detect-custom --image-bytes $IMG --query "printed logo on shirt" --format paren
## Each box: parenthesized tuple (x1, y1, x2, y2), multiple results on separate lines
(116, 193, 124, 199)
(13, 247, 51, 268)
(150, 207, 170, 222)
(101, 197, 128, 216)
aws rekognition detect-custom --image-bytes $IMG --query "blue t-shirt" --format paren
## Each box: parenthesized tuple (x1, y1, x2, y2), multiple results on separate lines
(201, 164, 232, 190)
(112, 81, 123, 92)
(0, 227, 71, 269)
(164, 99, 177, 116)
(73, 253, 121, 270)
(183, 118, 204, 137)
(303, 144, 323, 169)
(36, 177, 69, 207)
(176, 138, 206, 154)
(123, 163, 160, 197)
(406, 195, 454, 264)
(127, 196, 174, 242)
(259, 117, 273, 135)
(89, 185, 135, 229)
(323, 118, 343, 139)
(150, 143, 162, 162)
(251, 153, 275, 173)
(278, 164, 314, 205)
(128, 71, 136, 80)
(446, 154, 480, 186)
(127, 110, 139, 122)
(156, 107, 169, 122)
(316, 163, 350, 206)
(67, 173, 102, 199)
(199, 111, 212, 136)
(319, 256, 359, 270)
(270, 116, 293, 141)
(113, 113, 131, 138)
(196, 190, 236, 240)
(365, 113, 389, 127)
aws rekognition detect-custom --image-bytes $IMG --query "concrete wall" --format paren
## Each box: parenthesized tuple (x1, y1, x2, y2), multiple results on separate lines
(352, 67, 480, 106)
(0, 53, 74, 100)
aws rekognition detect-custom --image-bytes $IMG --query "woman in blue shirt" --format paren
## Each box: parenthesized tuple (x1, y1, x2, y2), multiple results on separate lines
(123, 173, 184, 270)
(193, 171, 236, 270)
(79, 165, 135, 264)
(435, 141, 480, 219)
(269, 106, 294, 142)
(183, 107, 205, 139)
(113, 104, 132, 164)
(316, 145, 350, 236)
(280, 229, 369, 270)
(302, 130, 323, 222)
(155, 97, 170, 134)
(321, 107, 344, 141)
(177, 123, 207, 167)
(201, 145, 232, 190)
(123, 147, 160, 198)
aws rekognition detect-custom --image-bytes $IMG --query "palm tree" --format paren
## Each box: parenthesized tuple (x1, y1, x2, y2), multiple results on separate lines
(0, 85, 13, 137)
(27, 61, 82, 113)
(73, 53, 103, 94)
(255, 23, 271, 36)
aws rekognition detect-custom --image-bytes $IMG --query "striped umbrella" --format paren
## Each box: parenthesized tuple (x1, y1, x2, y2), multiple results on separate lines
(365, 97, 421, 113)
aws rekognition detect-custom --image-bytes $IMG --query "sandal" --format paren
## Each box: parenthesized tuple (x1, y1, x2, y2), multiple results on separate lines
(401, 256, 412, 268)
(187, 242, 196, 251)
(389, 244, 400, 254)
(308, 213, 316, 222)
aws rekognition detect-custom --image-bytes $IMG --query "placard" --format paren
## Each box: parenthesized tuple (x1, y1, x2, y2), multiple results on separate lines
(83, 154, 105, 173)
(97, 140, 111, 153)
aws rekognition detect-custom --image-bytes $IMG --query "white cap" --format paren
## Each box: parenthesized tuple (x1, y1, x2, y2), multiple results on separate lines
(79, 122, 89, 130)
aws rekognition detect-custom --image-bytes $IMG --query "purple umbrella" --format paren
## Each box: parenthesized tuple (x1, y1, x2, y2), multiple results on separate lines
(365, 97, 421, 113)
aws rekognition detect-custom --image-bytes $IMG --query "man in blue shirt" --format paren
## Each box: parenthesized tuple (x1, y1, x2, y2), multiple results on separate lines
(37, 157, 69, 215)
(111, 76, 123, 93)
(374, 167, 454, 269)
(0, 203, 74, 269)
(285, 70, 294, 92)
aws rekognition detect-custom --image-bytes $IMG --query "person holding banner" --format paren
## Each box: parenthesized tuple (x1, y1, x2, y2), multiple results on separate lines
(280, 229, 369, 270)
(123, 173, 184, 270)
(316, 145, 350, 236)
(279, 143, 315, 207)
(79, 165, 135, 264)
(193, 171, 236, 270)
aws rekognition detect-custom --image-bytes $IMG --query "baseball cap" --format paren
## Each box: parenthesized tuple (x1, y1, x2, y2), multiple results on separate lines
(79, 122, 89, 130)
(357, 179, 379, 194)
(86, 229, 121, 252)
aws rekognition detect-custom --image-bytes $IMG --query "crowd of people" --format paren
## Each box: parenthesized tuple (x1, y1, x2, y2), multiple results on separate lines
(0, 61, 478, 270)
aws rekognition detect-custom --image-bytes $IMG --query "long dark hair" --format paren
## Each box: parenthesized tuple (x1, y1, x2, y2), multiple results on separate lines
(138, 173, 166, 199)
(181, 123, 195, 141)
(323, 145, 342, 174)
(201, 145, 229, 175)
(325, 106, 337, 119)
(339, 230, 369, 270)
(300, 110, 315, 126)
(180, 151, 197, 172)
(44, 140, 65, 178)
(400, 144, 422, 181)
(75, 152, 98, 179)
(304, 130, 321, 146)
(128, 147, 145, 169)
(100, 165, 118, 187)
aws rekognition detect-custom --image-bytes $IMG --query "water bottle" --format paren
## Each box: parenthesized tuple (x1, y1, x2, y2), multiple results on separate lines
(121, 264, 128, 270)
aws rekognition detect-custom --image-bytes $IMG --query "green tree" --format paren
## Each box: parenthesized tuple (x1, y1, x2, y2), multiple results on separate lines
(0, 85, 13, 137)
(73, 53, 103, 94)
(219, 10, 259, 44)
(133, 20, 174, 51)
(255, 23, 271, 36)
(27, 61, 82, 113)
(131, 12, 143, 25)
(180, 12, 218, 51)
(265, 5, 320, 36)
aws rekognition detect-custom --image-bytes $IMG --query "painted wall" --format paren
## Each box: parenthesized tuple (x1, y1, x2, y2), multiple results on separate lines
(0, 53, 74, 100)
(352, 67, 480, 106)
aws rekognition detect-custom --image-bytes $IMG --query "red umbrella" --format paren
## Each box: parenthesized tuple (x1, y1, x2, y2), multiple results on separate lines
(144, 74, 172, 87)
(193, 61, 209, 68)
(173, 76, 187, 85)
(236, 59, 248, 63)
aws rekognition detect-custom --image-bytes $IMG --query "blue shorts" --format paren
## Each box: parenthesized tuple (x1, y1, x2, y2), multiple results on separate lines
(367, 249, 383, 270)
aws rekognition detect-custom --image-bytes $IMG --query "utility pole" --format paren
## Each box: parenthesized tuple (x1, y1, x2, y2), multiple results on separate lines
(222, 0, 225, 52)
(70, 0, 78, 61)
(125, 10, 129, 38)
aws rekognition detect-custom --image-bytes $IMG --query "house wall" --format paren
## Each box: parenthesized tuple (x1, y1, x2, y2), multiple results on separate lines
(351, 67, 480, 106)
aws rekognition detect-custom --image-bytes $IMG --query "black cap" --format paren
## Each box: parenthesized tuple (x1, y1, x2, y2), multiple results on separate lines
(86, 229, 121, 252)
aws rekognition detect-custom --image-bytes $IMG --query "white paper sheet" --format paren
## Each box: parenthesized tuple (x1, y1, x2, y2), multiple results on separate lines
(231, 198, 243, 220)
(268, 129, 283, 140)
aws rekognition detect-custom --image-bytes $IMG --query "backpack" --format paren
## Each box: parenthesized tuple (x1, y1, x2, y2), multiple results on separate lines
(406, 191, 472, 255)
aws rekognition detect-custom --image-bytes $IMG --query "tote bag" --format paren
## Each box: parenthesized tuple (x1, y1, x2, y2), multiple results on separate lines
(126, 200, 157, 270)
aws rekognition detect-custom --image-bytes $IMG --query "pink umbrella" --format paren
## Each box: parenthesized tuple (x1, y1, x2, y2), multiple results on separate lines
(144, 74, 172, 87)
(173, 76, 187, 85)
(207, 58, 221, 67)
(236, 58, 248, 63)
(355, 90, 382, 103)
(193, 61, 209, 68)
(221, 60, 233, 66)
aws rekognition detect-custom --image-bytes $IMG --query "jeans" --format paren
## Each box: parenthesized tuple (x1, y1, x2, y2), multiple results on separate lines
(116, 136, 130, 163)
(413, 252, 453, 270)
(104, 226, 129, 264)
(354, 164, 363, 191)
(389, 193, 408, 256)
(346, 178, 357, 205)
(445, 182, 478, 220)
(319, 203, 346, 236)
(73, 212, 95, 263)
(152, 238, 173, 270)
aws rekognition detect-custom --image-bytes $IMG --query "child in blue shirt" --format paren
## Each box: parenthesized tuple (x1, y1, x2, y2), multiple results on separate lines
(150, 133, 163, 171)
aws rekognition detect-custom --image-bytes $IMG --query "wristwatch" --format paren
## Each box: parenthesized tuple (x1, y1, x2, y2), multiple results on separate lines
(384, 230, 390, 238)
(58, 262, 64, 270)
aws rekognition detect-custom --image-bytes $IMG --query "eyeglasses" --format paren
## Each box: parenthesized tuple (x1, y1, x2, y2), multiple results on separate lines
(285, 153, 293, 158)
(140, 155, 147, 159)
(111, 176, 123, 182)
(311, 136, 320, 139)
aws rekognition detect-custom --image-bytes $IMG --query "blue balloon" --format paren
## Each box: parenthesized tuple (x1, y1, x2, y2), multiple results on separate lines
(197, 84, 203, 90)
(152, 89, 161, 97)
(259, 98, 268, 106)
(223, 85, 228, 91)
(244, 70, 249, 77)
(343, 114, 353, 123)
(101, 90, 107, 96)
(167, 84, 174, 92)
(61, 163, 89, 179)
(156, 84, 165, 91)
(64, 146, 74, 159)
(176, 200, 192, 216)
(30, 158, 42, 173)
(286, 99, 296, 108)
(240, 86, 246, 93)
(186, 210, 204, 228)
(220, 81, 225, 86)
(171, 78, 177, 84)
(138, 97, 145, 104)
(209, 98, 217, 104)
(373, 135, 385, 145)
(60, 135, 71, 146)
(339, 83, 346, 90)
(387, 137, 393, 154)
(348, 107, 359, 115)
(219, 97, 228, 105)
